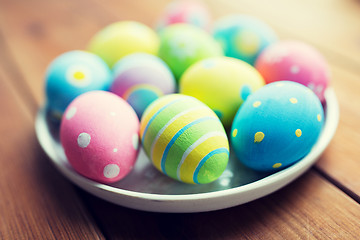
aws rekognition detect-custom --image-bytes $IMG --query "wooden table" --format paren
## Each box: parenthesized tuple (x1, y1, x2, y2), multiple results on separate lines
(1, 0, 360, 239)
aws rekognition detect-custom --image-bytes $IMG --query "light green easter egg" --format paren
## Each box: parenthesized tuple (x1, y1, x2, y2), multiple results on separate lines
(158, 24, 223, 80)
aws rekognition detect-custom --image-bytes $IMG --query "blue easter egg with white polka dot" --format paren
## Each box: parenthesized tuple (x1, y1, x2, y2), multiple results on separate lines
(45, 50, 112, 118)
(213, 15, 277, 65)
(231, 81, 324, 171)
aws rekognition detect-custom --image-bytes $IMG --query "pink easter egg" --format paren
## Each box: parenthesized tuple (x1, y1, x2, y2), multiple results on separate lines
(60, 91, 140, 183)
(156, 0, 211, 31)
(255, 40, 330, 102)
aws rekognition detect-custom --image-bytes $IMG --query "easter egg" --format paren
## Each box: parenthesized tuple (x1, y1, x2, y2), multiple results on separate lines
(60, 91, 140, 183)
(255, 40, 330, 102)
(156, 0, 211, 31)
(140, 94, 229, 184)
(180, 57, 265, 127)
(110, 53, 176, 118)
(158, 23, 223, 80)
(88, 21, 159, 68)
(213, 15, 277, 65)
(45, 50, 112, 118)
(231, 81, 324, 172)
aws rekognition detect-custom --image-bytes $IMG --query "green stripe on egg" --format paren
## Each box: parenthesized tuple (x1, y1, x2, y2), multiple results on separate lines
(140, 94, 230, 184)
(141, 95, 196, 153)
(163, 118, 226, 182)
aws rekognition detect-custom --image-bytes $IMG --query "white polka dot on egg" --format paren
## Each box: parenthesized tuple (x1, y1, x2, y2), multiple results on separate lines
(65, 107, 77, 120)
(290, 65, 300, 74)
(103, 164, 120, 178)
(77, 132, 91, 148)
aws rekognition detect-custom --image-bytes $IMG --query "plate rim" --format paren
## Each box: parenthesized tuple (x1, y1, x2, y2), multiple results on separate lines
(35, 88, 339, 211)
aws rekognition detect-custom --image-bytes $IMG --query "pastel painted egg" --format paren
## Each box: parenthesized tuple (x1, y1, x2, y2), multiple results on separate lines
(180, 57, 265, 127)
(213, 15, 277, 65)
(140, 94, 229, 184)
(158, 23, 223, 80)
(45, 50, 112, 118)
(231, 81, 324, 172)
(60, 91, 140, 183)
(156, 0, 211, 31)
(110, 53, 176, 118)
(255, 40, 330, 102)
(88, 21, 159, 68)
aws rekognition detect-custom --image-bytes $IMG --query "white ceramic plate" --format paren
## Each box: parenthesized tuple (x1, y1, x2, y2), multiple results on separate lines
(35, 88, 339, 213)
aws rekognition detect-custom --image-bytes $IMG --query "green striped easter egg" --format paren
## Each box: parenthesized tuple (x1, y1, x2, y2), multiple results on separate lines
(140, 94, 229, 184)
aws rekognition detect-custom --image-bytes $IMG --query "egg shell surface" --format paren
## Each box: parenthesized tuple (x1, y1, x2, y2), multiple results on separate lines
(158, 23, 223, 80)
(110, 53, 176, 118)
(231, 81, 324, 172)
(45, 50, 112, 117)
(180, 57, 265, 127)
(60, 91, 140, 183)
(156, 0, 211, 31)
(88, 21, 159, 68)
(213, 15, 277, 65)
(255, 40, 330, 102)
(140, 94, 229, 184)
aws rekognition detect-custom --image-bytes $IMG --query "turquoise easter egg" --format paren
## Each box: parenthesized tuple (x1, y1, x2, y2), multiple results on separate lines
(231, 81, 324, 171)
(45, 50, 112, 119)
(213, 15, 277, 65)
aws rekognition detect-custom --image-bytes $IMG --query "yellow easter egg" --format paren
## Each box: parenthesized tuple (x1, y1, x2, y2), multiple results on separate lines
(180, 57, 265, 127)
(88, 21, 159, 68)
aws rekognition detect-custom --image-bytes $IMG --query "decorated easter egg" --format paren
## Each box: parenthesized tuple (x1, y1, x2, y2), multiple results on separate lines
(213, 15, 277, 65)
(110, 53, 176, 118)
(255, 40, 330, 102)
(231, 81, 324, 172)
(156, 0, 211, 31)
(180, 57, 265, 127)
(45, 50, 112, 118)
(140, 94, 229, 184)
(88, 21, 159, 68)
(60, 91, 140, 183)
(158, 23, 223, 80)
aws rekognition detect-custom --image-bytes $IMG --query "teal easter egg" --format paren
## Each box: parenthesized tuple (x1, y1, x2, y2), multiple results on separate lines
(213, 15, 277, 65)
(45, 50, 112, 119)
(231, 81, 324, 171)
(140, 94, 229, 184)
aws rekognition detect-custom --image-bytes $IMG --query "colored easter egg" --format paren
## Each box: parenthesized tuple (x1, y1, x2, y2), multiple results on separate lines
(156, 0, 211, 31)
(255, 40, 330, 102)
(60, 91, 140, 183)
(213, 15, 277, 65)
(88, 21, 159, 68)
(110, 53, 176, 118)
(140, 94, 229, 184)
(45, 50, 112, 119)
(231, 81, 324, 172)
(158, 23, 223, 80)
(180, 57, 265, 127)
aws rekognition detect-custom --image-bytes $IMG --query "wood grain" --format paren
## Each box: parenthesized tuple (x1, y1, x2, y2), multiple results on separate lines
(78, 171, 360, 240)
(0, 34, 104, 240)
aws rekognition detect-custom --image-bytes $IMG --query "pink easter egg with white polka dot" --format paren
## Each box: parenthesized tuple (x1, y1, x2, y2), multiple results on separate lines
(255, 40, 330, 102)
(60, 90, 140, 183)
